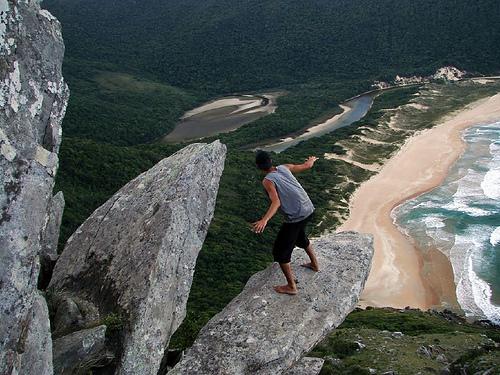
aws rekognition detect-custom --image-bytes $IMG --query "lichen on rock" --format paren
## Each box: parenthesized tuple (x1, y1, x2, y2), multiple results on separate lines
(0, 0, 69, 373)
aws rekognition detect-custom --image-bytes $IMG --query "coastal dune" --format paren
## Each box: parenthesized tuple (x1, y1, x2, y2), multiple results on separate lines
(338, 93, 500, 310)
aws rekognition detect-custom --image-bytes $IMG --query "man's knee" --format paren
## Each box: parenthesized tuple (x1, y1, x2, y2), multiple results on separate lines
(273, 245, 293, 264)
(296, 238, 310, 250)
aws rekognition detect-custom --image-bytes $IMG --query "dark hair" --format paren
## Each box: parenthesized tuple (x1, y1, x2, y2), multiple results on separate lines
(255, 150, 272, 170)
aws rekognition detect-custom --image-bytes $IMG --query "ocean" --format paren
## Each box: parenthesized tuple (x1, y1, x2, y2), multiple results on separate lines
(393, 121, 500, 324)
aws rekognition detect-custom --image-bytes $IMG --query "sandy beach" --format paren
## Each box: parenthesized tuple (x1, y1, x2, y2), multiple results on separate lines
(338, 93, 500, 310)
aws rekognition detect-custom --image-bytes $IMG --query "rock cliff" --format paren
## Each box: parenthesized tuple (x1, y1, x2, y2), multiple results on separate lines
(285, 357, 325, 375)
(170, 231, 373, 375)
(0, 0, 68, 373)
(49, 141, 226, 374)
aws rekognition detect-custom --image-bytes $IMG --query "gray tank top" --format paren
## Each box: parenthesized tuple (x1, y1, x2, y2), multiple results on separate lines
(264, 165, 314, 223)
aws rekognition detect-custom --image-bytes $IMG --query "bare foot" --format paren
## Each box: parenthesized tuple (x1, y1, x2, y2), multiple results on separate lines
(300, 262, 319, 272)
(273, 285, 298, 295)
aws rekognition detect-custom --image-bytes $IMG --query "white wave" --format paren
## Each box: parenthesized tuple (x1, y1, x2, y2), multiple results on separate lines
(481, 169, 500, 200)
(453, 169, 483, 197)
(413, 201, 440, 209)
(451, 227, 491, 320)
(468, 257, 500, 324)
(443, 199, 490, 217)
(491, 142, 500, 155)
(444, 168, 492, 216)
(423, 215, 445, 228)
(491, 227, 500, 246)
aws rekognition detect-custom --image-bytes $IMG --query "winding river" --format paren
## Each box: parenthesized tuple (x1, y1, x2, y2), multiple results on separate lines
(164, 90, 375, 151)
(258, 94, 375, 153)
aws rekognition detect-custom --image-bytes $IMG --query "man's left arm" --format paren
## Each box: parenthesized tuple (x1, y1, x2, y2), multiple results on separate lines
(284, 156, 318, 174)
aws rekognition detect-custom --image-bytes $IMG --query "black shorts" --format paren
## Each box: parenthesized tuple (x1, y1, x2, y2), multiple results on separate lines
(273, 214, 313, 264)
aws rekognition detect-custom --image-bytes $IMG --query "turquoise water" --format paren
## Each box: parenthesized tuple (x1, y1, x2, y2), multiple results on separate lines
(393, 122, 500, 324)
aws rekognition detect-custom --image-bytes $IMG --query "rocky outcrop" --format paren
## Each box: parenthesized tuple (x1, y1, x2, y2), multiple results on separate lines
(171, 231, 373, 375)
(52, 297, 84, 336)
(18, 293, 54, 375)
(39, 191, 65, 289)
(52, 325, 113, 374)
(0, 0, 69, 373)
(49, 141, 226, 375)
(371, 66, 467, 90)
(285, 357, 325, 375)
(433, 66, 466, 81)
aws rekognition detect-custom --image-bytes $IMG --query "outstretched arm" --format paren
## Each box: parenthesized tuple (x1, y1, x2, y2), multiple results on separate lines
(284, 156, 319, 174)
(252, 179, 280, 233)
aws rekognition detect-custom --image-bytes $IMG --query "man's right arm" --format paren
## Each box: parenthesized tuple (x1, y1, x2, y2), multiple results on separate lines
(252, 179, 280, 233)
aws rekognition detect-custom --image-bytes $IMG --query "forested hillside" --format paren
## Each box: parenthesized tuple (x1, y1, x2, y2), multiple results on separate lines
(45, 0, 500, 93)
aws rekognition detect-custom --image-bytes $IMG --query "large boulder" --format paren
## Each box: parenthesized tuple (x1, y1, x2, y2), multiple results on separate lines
(18, 293, 54, 375)
(285, 357, 325, 375)
(171, 231, 373, 375)
(0, 0, 69, 373)
(49, 141, 226, 375)
(52, 325, 113, 375)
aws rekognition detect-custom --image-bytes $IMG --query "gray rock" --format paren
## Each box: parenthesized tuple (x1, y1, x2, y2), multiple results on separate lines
(435, 354, 448, 364)
(39, 191, 65, 288)
(19, 293, 53, 375)
(324, 356, 343, 367)
(53, 297, 84, 336)
(355, 341, 366, 350)
(41, 191, 64, 257)
(285, 357, 325, 375)
(391, 331, 404, 339)
(417, 345, 433, 358)
(171, 231, 373, 375)
(0, 0, 68, 373)
(52, 325, 113, 375)
(49, 141, 226, 375)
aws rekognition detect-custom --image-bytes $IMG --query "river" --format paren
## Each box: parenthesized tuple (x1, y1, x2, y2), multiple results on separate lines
(163, 93, 281, 142)
(258, 94, 374, 153)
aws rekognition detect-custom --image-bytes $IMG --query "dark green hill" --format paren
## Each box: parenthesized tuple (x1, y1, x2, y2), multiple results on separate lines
(45, 0, 500, 93)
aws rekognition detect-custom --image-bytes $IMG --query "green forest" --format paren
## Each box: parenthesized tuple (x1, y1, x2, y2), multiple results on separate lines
(45, 0, 500, 94)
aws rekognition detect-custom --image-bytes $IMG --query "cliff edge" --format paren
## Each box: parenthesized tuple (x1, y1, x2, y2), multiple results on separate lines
(171, 231, 373, 375)
(0, 0, 69, 373)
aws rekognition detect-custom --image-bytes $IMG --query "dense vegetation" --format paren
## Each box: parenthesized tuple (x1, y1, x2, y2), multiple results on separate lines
(311, 308, 500, 374)
(46, 0, 500, 94)
(56, 63, 200, 145)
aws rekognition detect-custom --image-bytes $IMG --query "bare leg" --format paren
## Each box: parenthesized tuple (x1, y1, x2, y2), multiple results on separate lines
(274, 262, 298, 295)
(301, 243, 320, 271)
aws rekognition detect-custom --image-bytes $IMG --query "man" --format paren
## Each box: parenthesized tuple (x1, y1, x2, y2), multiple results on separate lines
(252, 151, 320, 295)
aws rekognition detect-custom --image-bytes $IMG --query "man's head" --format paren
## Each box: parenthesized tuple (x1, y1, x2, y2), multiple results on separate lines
(255, 150, 272, 171)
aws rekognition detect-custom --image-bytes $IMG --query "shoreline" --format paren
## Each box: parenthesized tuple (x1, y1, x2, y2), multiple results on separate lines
(338, 92, 500, 310)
